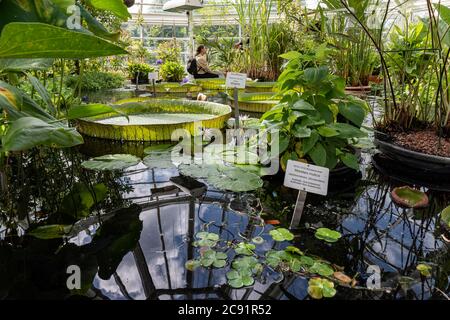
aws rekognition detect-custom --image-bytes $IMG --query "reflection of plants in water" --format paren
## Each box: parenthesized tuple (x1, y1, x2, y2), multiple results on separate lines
(0, 204, 143, 299)
(0, 148, 132, 237)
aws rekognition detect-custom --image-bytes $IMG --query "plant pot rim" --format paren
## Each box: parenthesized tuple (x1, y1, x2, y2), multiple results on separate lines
(374, 136, 450, 167)
(390, 186, 429, 208)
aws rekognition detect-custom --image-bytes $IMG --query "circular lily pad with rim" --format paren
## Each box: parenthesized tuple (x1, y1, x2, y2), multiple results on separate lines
(391, 186, 429, 208)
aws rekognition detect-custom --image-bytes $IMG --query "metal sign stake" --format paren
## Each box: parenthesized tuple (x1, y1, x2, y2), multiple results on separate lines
(289, 190, 307, 229)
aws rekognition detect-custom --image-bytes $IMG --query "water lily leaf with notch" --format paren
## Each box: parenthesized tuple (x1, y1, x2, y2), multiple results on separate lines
(200, 250, 227, 268)
(208, 166, 263, 192)
(67, 104, 125, 120)
(179, 163, 221, 179)
(315, 228, 342, 243)
(82, 154, 140, 171)
(194, 232, 220, 248)
(143, 153, 175, 170)
(235, 242, 256, 256)
(28, 224, 72, 239)
(308, 277, 336, 299)
(269, 228, 294, 242)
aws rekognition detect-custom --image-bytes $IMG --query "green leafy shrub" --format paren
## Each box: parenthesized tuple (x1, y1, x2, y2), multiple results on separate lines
(155, 39, 181, 63)
(66, 71, 125, 91)
(261, 51, 368, 171)
(127, 62, 154, 77)
(159, 61, 186, 82)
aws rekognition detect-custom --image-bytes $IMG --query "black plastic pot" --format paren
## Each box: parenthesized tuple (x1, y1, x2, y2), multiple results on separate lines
(374, 135, 450, 174)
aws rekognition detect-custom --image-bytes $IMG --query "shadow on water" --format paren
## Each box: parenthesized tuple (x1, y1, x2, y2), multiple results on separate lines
(0, 142, 449, 300)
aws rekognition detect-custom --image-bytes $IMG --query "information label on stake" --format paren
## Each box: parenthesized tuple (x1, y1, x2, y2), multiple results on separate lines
(148, 72, 159, 81)
(284, 160, 329, 196)
(226, 72, 247, 89)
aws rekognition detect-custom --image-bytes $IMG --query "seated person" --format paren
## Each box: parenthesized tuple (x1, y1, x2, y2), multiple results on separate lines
(194, 45, 220, 79)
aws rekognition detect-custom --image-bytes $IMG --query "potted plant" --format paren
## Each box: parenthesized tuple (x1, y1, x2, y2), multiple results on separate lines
(330, 0, 450, 174)
(159, 61, 186, 83)
(128, 62, 153, 84)
(260, 51, 368, 175)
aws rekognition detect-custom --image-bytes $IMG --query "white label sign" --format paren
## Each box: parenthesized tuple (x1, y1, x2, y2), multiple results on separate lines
(284, 160, 329, 196)
(148, 72, 159, 81)
(226, 72, 247, 89)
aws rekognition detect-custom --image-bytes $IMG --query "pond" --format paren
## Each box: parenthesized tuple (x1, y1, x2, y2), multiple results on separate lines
(0, 131, 448, 300)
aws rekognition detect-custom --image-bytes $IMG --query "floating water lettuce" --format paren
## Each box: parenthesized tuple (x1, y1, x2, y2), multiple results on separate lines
(81, 154, 140, 171)
(269, 228, 295, 241)
(315, 228, 342, 243)
(391, 186, 429, 208)
(307, 278, 337, 299)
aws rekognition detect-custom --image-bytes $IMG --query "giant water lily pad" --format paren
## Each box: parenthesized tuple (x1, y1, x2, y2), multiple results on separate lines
(82, 154, 140, 171)
(391, 186, 429, 208)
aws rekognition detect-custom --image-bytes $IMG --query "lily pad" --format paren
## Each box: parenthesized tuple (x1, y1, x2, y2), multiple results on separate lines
(309, 262, 334, 277)
(185, 259, 201, 271)
(391, 186, 429, 208)
(143, 153, 175, 169)
(81, 154, 140, 171)
(315, 228, 342, 243)
(269, 228, 295, 242)
(193, 231, 220, 247)
(307, 277, 337, 299)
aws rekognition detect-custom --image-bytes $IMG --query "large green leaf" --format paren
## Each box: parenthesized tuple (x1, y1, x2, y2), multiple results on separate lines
(86, 0, 131, 20)
(81, 154, 141, 171)
(26, 73, 56, 115)
(442, 205, 450, 228)
(28, 224, 72, 239)
(308, 142, 327, 167)
(303, 66, 329, 86)
(0, 23, 127, 59)
(1, 117, 83, 152)
(0, 58, 53, 71)
(338, 101, 366, 127)
(61, 183, 108, 218)
(67, 103, 121, 120)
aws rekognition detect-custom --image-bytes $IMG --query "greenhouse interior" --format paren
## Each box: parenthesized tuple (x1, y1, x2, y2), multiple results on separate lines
(1, 0, 450, 304)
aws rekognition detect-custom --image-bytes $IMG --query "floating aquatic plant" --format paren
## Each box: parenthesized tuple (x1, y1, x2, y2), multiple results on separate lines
(269, 228, 294, 241)
(416, 263, 432, 277)
(391, 186, 429, 208)
(193, 231, 220, 248)
(307, 278, 337, 299)
(81, 154, 140, 171)
(315, 228, 342, 243)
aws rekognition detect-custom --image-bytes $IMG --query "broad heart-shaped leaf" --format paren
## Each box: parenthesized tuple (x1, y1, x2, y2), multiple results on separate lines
(269, 228, 295, 242)
(441, 205, 450, 228)
(28, 224, 72, 239)
(307, 278, 336, 299)
(0, 58, 53, 71)
(338, 101, 366, 127)
(81, 154, 140, 171)
(317, 125, 339, 137)
(279, 51, 301, 60)
(86, 0, 131, 20)
(1, 117, 83, 152)
(308, 142, 327, 167)
(328, 123, 367, 139)
(315, 228, 342, 243)
(0, 23, 127, 59)
(292, 99, 315, 111)
(293, 125, 312, 138)
(302, 130, 320, 154)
